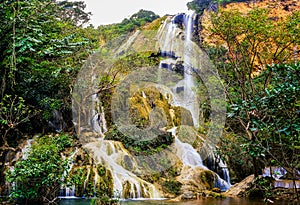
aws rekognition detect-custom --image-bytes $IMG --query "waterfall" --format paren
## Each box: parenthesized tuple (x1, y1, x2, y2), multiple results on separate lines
(183, 11, 199, 127)
(174, 137, 206, 169)
(91, 94, 108, 136)
(21, 138, 34, 160)
(83, 166, 91, 196)
(4, 139, 34, 197)
(65, 185, 76, 197)
(59, 148, 79, 198)
(48, 110, 66, 132)
(218, 159, 231, 185)
(262, 166, 287, 180)
(159, 13, 231, 191)
(170, 127, 231, 191)
(215, 175, 231, 192)
(159, 12, 199, 127)
(84, 140, 161, 199)
(94, 168, 99, 197)
(71, 11, 229, 199)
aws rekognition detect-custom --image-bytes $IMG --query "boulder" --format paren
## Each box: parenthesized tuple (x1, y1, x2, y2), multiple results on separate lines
(176, 166, 214, 199)
(224, 174, 254, 197)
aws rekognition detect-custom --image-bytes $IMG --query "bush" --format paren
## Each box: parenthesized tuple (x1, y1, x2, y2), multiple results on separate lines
(6, 134, 73, 204)
(162, 180, 182, 195)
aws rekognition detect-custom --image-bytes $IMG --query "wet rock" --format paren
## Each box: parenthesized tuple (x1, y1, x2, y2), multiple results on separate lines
(176, 166, 213, 199)
(172, 13, 185, 26)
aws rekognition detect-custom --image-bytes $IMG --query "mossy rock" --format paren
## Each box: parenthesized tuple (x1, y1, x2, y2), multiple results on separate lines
(209, 191, 225, 198)
(95, 165, 114, 198)
(200, 170, 215, 190)
(67, 166, 88, 196)
(122, 180, 135, 199)
(129, 86, 173, 128)
(177, 125, 203, 147)
(162, 180, 183, 195)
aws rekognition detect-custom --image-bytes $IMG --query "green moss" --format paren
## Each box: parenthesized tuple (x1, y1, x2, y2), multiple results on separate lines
(67, 166, 88, 196)
(200, 170, 215, 190)
(122, 181, 131, 199)
(209, 191, 225, 198)
(162, 180, 182, 195)
(95, 165, 114, 198)
(105, 124, 174, 156)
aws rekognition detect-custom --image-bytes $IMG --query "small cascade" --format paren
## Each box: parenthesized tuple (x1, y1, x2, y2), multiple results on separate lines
(67, 148, 79, 172)
(21, 138, 34, 160)
(48, 110, 66, 132)
(84, 140, 161, 199)
(262, 167, 287, 180)
(218, 159, 231, 185)
(3, 138, 36, 197)
(215, 175, 231, 192)
(174, 137, 206, 169)
(170, 127, 231, 191)
(83, 166, 91, 196)
(91, 94, 108, 136)
(93, 168, 99, 197)
(158, 20, 177, 72)
(59, 148, 79, 198)
(274, 180, 300, 189)
(65, 185, 76, 197)
(262, 166, 300, 189)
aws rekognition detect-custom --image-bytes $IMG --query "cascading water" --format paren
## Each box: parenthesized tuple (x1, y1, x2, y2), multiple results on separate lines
(59, 148, 79, 198)
(160, 13, 231, 191)
(84, 140, 161, 199)
(218, 159, 231, 185)
(169, 127, 231, 191)
(159, 12, 199, 127)
(64, 185, 76, 198)
(4, 138, 35, 197)
(91, 94, 108, 136)
(183, 11, 199, 127)
(21, 138, 34, 160)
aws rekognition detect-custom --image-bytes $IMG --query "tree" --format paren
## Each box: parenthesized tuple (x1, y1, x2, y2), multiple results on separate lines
(98, 9, 159, 44)
(206, 7, 300, 177)
(56, 1, 91, 26)
(0, 95, 37, 149)
(0, 0, 97, 197)
(0, 0, 96, 132)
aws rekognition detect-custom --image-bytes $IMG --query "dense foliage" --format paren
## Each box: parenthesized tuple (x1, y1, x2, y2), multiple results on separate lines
(6, 134, 73, 203)
(0, 0, 98, 148)
(98, 9, 159, 44)
(206, 3, 300, 188)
